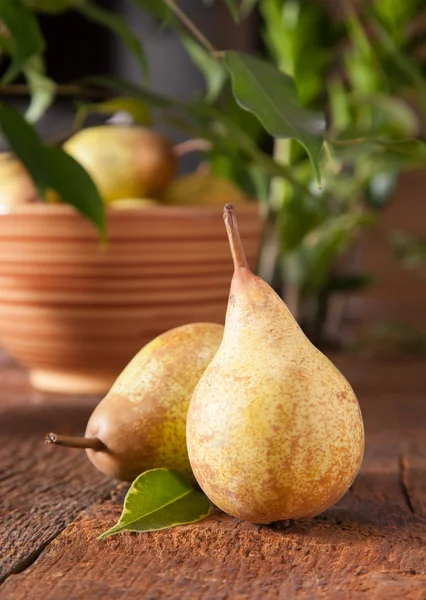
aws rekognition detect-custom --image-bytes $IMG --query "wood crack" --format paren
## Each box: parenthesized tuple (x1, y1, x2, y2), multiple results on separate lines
(399, 454, 415, 515)
(0, 531, 60, 585)
(0, 487, 114, 586)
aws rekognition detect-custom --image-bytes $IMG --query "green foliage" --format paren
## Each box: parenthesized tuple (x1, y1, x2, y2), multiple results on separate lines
(0, 0, 45, 83)
(98, 469, 212, 539)
(23, 55, 56, 123)
(74, 97, 152, 130)
(0, 103, 105, 235)
(260, 0, 337, 106)
(222, 0, 240, 22)
(391, 233, 426, 268)
(181, 36, 227, 102)
(1, 0, 426, 339)
(77, 1, 148, 78)
(22, 0, 84, 13)
(224, 51, 325, 185)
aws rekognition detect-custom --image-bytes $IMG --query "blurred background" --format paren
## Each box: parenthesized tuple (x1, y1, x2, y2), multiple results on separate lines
(1, 0, 426, 391)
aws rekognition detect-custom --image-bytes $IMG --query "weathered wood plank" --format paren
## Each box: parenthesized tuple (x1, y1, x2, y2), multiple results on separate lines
(0, 358, 114, 583)
(2, 412, 425, 599)
(1, 356, 425, 598)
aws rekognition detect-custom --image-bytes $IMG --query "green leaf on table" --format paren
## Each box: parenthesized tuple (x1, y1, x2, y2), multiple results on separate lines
(98, 469, 212, 539)
(181, 36, 227, 102)
(74, 97, 151, 130)
(0, 0, 45, 83)
(77, 1, 148, 78)
(224, 51, 325, 186)
(0, 102, 105, 234)
(24, 55, 56, 123)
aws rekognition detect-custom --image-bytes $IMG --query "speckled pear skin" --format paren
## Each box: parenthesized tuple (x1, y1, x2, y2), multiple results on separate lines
(186, 206, 365, 524)
(86, 323, 223, 482)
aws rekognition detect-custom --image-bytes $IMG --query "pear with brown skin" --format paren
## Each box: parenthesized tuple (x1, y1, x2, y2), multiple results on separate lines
(47, 323, 223, 482)
(186, 205, 365, 524)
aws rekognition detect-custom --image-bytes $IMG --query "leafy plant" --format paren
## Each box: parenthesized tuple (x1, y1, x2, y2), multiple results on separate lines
(1, 0, 426, 341)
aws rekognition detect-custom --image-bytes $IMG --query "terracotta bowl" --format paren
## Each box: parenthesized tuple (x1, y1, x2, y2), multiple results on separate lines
(0, 204, 262, 393)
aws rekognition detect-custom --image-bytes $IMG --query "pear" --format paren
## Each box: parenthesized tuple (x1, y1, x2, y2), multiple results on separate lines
(63, 126, 177, 204)
(0, 153, 39, 206)
(46, 323, 223, 482)
(161, 173, 248, 207)
(186, 205, 365, 524)
(108, 198, 160, 210)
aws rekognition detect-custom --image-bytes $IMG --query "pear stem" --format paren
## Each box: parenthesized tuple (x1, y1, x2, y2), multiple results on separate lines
(45, 432, 105, 451)
(223, 204, 249, 271)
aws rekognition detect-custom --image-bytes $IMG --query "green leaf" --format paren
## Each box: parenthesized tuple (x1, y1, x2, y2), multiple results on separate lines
(0, 102, 105, 234)
(129, 0, 174, 24)
(373, 139, 426, 159)
(365, 170, 398, 208)
(0, 101, 49, 192)
(240, 0, 258, 17)
(328, 77, 351, 134)
(22, 0, 84, 13)
(223, 0, 239, 22)
(368, 10, 426, 106)
(77, 1, 148, 78)
(301, 213, 375, 293)
(23, 55, 56, 123)
(0, 0, 45, 83)
(223, 50, 324, 185)
(74, 97, 151, 130)
(43, 147, 105, 237)
(181, 36, 227, 102)
(98, 469, 212, 539)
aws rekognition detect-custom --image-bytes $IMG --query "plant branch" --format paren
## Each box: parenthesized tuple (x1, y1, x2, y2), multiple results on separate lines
(173, 138, 212, 157)
(0, 83, 110, 99)
(162, 0, 223, 58)
(329, 137, 367, 146)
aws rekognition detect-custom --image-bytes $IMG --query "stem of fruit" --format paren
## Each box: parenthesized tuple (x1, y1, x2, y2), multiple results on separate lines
(45, 432, 105, 451)
(173, 138, 212, 157)
(223, 204, 249, 270)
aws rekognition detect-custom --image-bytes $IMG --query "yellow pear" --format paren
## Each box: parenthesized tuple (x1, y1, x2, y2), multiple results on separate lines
(46, 323, 223, 482)
(186, 205, 365, 523)
(63, 126, 177, 204)
(0, 153, 39, 206)
(109, 198, 159, 210)
(161, 173, 248, 207)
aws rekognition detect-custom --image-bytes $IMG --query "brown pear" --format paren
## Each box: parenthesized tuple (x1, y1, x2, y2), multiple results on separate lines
(47, 323, 223, 482)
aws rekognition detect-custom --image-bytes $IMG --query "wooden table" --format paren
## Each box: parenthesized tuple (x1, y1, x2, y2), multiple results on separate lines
(1, 353, 425, 599)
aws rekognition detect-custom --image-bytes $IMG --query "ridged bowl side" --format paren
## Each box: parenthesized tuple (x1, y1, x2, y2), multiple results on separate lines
(0, 204, 262, 393)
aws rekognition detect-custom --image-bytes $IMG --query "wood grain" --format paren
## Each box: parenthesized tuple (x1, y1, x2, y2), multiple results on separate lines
(0, 355, 425, 599)
(0, 355, 113, 583)
(2, 445, 425, 600)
